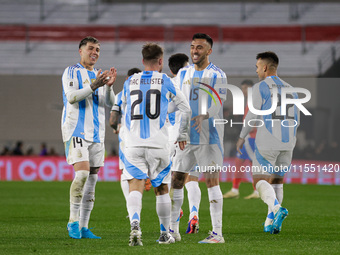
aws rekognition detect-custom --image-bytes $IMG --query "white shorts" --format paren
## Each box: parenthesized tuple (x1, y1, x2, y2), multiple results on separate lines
(169, 140, 177, 160)
(188, 168, 200, 178)
(172, 144, 223, 174)
(64, 137, 105, 167)
(122, 146, 171, 187)
(253, 148, 292, 177)
(170, 143, 199, 177)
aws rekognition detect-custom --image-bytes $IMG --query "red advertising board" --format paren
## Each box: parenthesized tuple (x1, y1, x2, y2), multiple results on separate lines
(0, 156, 339, 184)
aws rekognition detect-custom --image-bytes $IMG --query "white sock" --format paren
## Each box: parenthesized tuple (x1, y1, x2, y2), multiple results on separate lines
(127, 190, 142, 224)
(156, 193, 171, 234)
(170, 188, 184, 233)
(69, 170, 89, 223)
(231, 188, 239, 193)
(256, 180, 280, 214)
(120, 177, 129, 202)
(271, 184, 283, 204)
(185, 181, 201, 220)
(79, 174, 98, 229)
(265, 206, 275, 226)
(208, 185, 223, 236)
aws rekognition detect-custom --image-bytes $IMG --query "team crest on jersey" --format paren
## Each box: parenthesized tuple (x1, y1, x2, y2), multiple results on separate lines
(69, 81, 73, 87)
(193, 77, 200, 86)
(219, 88, 226, 94)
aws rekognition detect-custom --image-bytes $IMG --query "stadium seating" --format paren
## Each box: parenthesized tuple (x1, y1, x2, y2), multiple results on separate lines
(0, 1, 339, 76)
(2, 1, 340, 25)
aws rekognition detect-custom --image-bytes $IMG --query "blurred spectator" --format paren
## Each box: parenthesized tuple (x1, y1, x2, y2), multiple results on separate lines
(327, 141, 340, 162)
(1, 146, 11, 155)
(12, 141, 24, 155)
(26, 147, 35, 156)
(49, 147, 58, 156)
(39, 143, 48, 156)
(316, 141, 340, 162)
(303, 142, 316, 160)
(110, 148, 118, 156)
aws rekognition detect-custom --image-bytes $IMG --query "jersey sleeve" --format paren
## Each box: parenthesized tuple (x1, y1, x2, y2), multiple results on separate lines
(111, 91, 122, 112)
(166, 79, 191, 141)
(62, 66, 93, 104)
(105, 85, 115, 108)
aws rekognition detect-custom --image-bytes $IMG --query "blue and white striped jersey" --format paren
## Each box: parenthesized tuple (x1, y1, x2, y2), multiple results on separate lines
(174, 63, 227, 149)
(240, 76, 300, 150)
(121, 71, 191, 148)
(61, 63, 107, 143)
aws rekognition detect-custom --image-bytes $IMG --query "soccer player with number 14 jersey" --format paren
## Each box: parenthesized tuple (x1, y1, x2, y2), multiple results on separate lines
(62, 36, 117, 239)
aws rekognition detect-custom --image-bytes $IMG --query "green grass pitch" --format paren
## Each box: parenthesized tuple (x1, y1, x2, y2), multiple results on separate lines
(1, 181, 339, 254)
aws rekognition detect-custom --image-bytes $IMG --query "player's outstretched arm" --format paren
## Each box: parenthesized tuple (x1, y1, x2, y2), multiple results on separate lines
(171, 91, 191, 150)
(109, 107, 120, 133)
(191, 113, 209, 133)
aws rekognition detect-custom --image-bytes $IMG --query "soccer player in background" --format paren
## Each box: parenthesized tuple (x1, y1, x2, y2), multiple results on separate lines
(236, 51, 300, 234)
(109, 68, 142, 203)
(170, 33, 227, 243)
(61, 36, 117, 239)
(168, 53, 202, 239)
(223, 79, 260, 199)
(120, 43, 191, 246)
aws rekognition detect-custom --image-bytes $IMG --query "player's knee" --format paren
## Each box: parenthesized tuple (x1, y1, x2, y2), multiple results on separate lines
(171, 173, 185, 189)
(90, 167, 100, 174)
(154, 183, 168, 196)
(205, 177, 219, 188)
(70, 170, 89, 203)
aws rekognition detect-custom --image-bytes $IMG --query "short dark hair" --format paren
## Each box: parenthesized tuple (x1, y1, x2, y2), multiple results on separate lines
(127, 68, 141, 77)
(192, 33, 213, 48)
(142, 43, 163, 64)
(168, 53, 189, 75)
(79, 36, 100, 49)
(256, 51, 279, 67)
(241, 79, 254, 86)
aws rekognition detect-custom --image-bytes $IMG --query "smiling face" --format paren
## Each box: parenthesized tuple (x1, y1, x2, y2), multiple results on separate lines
(79, 42, 100, 70)
(190, 38, 212, 70)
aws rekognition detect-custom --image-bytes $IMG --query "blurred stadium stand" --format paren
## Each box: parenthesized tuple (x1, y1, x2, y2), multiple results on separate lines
(1, 0, 340, 158)
(1, 1, 340, 75)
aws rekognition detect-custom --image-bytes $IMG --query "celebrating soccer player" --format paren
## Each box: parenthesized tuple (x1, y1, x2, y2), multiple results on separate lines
(119, 43, 191, 246)
(170, 33, 227, 243)
(236, 51, 300, 234)
(61, 36, 117, 239)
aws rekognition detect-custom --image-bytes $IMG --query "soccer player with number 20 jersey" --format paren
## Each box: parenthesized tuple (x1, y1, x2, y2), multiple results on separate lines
(119, 43, 191, 246)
